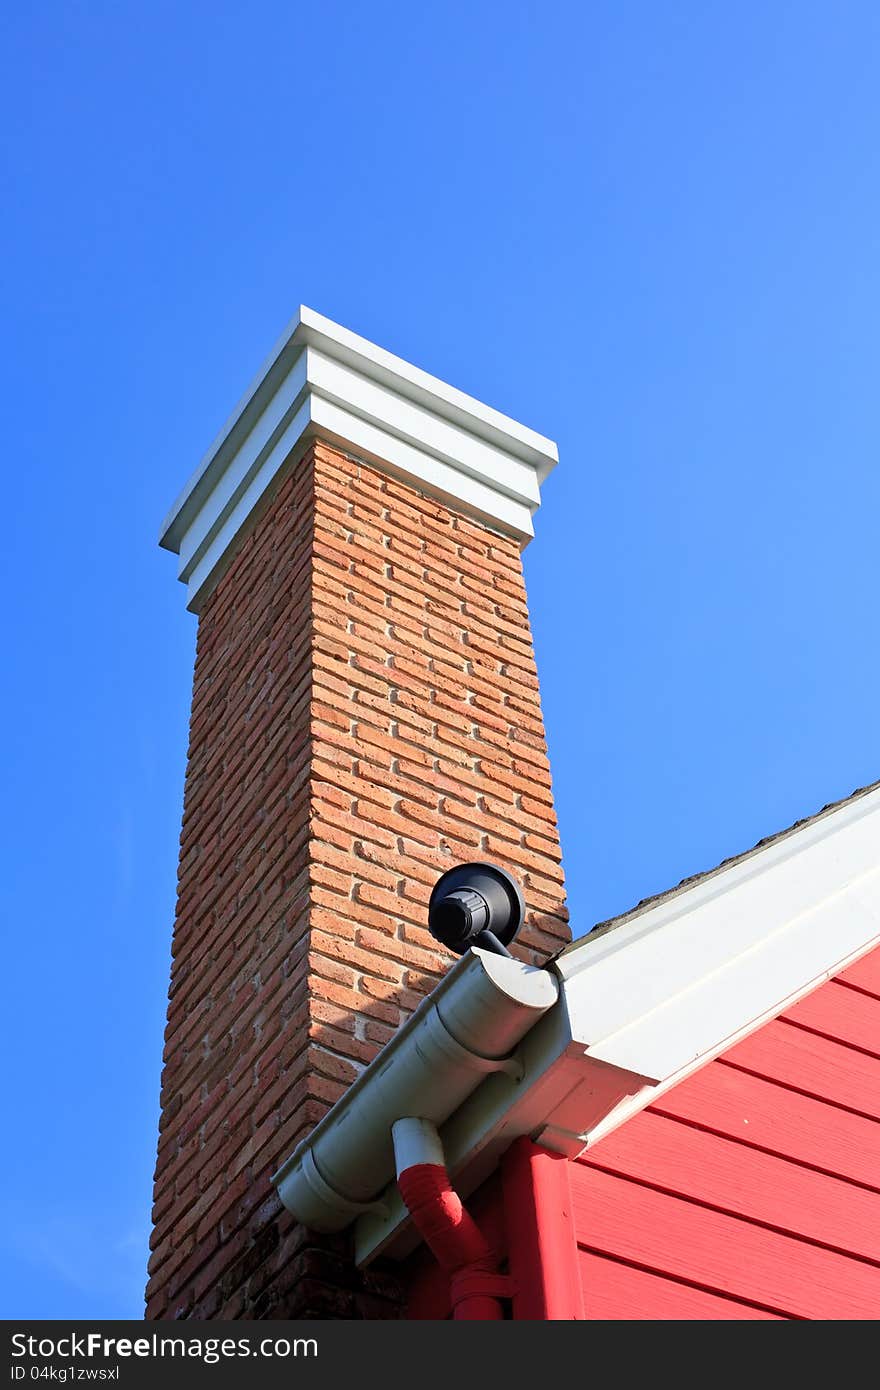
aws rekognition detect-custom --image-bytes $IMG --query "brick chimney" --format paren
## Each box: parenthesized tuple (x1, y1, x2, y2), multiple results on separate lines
(148, 308, 570, 1319)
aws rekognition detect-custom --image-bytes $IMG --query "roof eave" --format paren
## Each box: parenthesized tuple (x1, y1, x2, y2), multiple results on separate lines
(352, 783, 880, 1263)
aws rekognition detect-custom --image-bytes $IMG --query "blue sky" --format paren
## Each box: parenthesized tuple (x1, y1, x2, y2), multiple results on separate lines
(2, 1, 878, 1319)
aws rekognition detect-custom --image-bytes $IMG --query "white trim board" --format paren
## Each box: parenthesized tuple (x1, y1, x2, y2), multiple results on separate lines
(556, 781, 880, 1079)
(160, 307, 559, 612)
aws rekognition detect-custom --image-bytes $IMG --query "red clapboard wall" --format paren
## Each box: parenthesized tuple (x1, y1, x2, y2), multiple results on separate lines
(572, 948, 880, 1320)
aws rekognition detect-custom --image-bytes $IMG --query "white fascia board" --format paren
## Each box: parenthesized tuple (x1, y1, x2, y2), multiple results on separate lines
(160, 307, 558, 611)
(556, 783, 880, 1074)
(353, 784, 880, 1265)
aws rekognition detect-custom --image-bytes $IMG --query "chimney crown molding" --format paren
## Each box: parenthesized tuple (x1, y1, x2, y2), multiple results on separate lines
(160, 306, 559, 612)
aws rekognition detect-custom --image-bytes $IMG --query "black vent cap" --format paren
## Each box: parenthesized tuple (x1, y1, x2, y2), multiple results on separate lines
(428, 862, 526, 956)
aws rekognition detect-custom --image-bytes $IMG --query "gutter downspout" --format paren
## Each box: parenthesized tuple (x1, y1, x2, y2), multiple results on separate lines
(392, 1117, 512, 1321)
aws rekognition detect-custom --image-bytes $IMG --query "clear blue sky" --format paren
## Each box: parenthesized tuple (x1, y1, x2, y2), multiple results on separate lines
(2, 1, 878, 1319)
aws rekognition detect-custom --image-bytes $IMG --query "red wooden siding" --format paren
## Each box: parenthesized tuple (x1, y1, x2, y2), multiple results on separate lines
(584, 1109, 880, 1263)
(573, 948, 880, 1319)
(720, 1019, 880, 1119)
(836, 949, 880, 998)
(578, 1250, 783, 1320)
(783, 980, 880, 1057)
(652, 1060, 880, 1190)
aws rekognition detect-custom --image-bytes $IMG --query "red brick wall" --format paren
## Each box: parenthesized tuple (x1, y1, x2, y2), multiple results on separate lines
(147, 440, 569, 1319)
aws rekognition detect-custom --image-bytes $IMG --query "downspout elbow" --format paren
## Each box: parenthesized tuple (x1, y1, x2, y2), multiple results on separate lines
(392, 1117, 510, 1320)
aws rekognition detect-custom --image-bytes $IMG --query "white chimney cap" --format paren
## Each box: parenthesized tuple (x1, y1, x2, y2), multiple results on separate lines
(160, 306, 559, 612)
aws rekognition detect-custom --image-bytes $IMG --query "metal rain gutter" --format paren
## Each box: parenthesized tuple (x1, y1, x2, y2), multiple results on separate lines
(270, 946, 559, 1232)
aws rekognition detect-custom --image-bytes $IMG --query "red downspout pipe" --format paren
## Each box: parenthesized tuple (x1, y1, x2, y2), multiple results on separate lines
(392, 1118, 511, 1320)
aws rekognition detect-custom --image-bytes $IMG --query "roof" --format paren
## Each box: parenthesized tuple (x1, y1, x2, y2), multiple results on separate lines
(580, 776, 880, 947)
